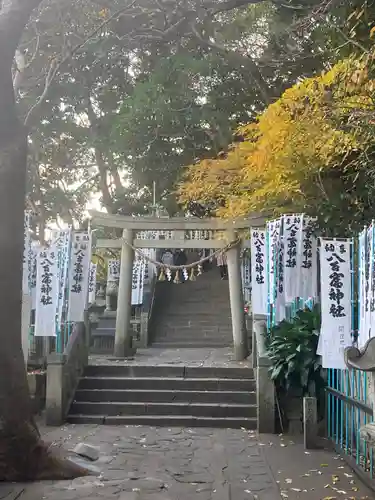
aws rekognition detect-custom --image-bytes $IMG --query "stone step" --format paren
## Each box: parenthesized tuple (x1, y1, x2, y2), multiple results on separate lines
(154, 326, 232, 333)
(74, 389, 256, 404)
(155, 308, 231, 315)
(84, 365, 253, 379)
(78, 377, 255, 391)
(152, 336, 233, 343)
(152, 331, 233, 336)
(151, 339, 233, 346)
(155, 316, 232, 324)
(69, 401, 257, 418)
(151, 342, 233, 349)
(66, 414, 257, 429)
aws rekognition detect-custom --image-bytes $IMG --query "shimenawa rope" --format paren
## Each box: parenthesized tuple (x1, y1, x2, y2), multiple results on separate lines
(121, 237, 240, 271)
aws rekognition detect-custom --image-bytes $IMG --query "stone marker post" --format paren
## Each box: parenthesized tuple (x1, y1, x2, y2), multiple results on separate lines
(303, 396, 318, 449)
(257, 356, 275, 433)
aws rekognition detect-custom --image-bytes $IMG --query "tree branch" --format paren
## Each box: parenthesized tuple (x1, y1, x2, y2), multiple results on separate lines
(0, 0, 42, 64)
(23, 0, 137, 128)
(190, 22, 271, 104)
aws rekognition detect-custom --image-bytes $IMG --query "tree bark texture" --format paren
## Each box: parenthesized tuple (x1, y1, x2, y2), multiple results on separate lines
(0, 0, 87, 481)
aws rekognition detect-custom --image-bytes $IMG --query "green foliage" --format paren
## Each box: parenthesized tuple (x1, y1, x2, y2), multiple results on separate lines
(266, 306, 323, 395)
(18, 0, 375, 229)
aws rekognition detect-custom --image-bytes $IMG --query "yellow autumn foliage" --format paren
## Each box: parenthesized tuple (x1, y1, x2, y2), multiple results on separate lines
(178, 57, 375, 219)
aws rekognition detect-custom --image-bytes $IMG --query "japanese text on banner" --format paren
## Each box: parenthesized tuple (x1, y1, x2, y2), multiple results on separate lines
(267, 219, 281, 305)
(35, 246, 58, 337)
(320, 239, 352, 369)
(88, 263, 97, 304)
(251, 230, 267, 315)
(283, 215, 302, 303)
(67, 232, 91, 322)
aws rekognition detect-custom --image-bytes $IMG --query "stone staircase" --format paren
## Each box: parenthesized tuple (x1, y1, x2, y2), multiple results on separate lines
(67, 364, 257, 429)
(150, 266, 233, 348)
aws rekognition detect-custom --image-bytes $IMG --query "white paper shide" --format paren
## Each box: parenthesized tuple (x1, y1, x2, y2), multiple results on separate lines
(320, 239, 352, 369)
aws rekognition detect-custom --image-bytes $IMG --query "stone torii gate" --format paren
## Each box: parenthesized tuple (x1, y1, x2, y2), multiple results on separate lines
(89, 211, 267, 361)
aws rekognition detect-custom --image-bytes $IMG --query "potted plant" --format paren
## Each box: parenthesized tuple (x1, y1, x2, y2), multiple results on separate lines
(266, 305, 325, 433)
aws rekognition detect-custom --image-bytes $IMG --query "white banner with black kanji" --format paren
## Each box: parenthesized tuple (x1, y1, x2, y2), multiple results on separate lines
(107, 259, 120, 283)
(297, 215, 318, 301)
(267, 219, 281, 305)
(320, 239, 352, 369)
(67, 232, 91, 322)
(35, 245, 58, 337)
(88, 263, 97, 304)
(283, 214, 302, 303)
(52, 229, 71, 324)
(250, 229, 267, 315)
(22, 212, 31, 293)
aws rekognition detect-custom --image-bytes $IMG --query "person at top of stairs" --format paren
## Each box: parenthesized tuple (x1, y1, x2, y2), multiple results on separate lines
(216, 252, 228, 280)
(174, 249, 188, 282)
(161, 249, 174, 267)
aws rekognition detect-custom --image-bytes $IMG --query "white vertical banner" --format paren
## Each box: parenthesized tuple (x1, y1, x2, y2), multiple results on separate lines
(131, 255, 145, 305)
(88, 263, 97, 304)
(250, 230, 267, 315)
(67, 232, 91, 322)
(320, 239, 352, 369)
(35, 246, 58, 337)
(275, 232, 286, 323)
(52, 229, 71, 324)
(241, 253, 251, 304)
(107, 259, 120, 283)
(368, 226, 375, 343)
(283, 215, 302, 303)
(29, 242, 39, 310)
(358, 229, 367, 348)
(267, 219, 281, 305)
(22, 212, 31, 293)
(21, 294, 32, 364)
(142, 249, 151, 287)
(297, 215, 318, 301)
(364, 227, 373, 344)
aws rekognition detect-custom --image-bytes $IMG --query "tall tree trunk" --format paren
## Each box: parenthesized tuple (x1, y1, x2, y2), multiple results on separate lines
(94, 146, 114, 212)
(0, 0, 87, 481)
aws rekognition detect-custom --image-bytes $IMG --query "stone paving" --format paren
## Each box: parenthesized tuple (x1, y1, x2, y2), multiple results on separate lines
(1, 425, 374, 499)
(15, 425, 279, 500)
(89, 347, 252, 369)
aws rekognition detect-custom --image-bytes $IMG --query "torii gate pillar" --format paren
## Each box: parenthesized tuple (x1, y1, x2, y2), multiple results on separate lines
(226, 229, 249, 361)
(114, 229, 135, 357)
